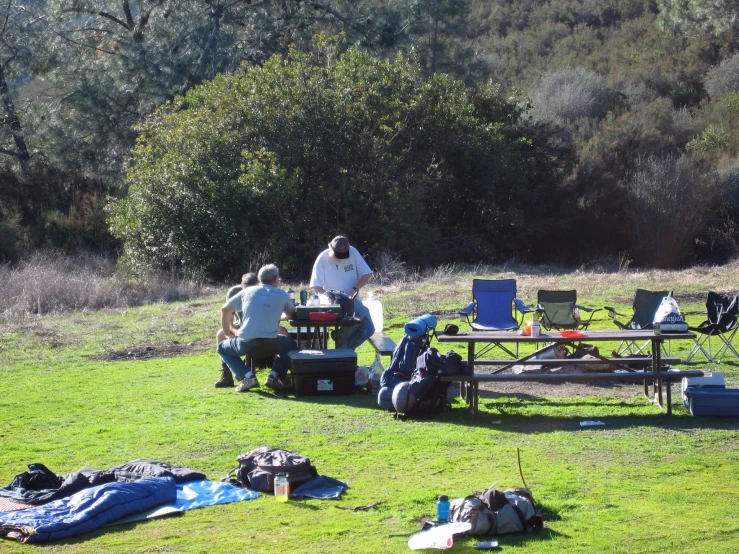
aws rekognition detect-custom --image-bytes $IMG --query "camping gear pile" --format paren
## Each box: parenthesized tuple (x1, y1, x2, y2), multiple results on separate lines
(377, 314, 471, 418)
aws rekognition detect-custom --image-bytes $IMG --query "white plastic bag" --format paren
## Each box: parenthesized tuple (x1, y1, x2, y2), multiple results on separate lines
(653, 297, 688, 332)
(408, 522, 472, 550)
(355, 366, 370, 387)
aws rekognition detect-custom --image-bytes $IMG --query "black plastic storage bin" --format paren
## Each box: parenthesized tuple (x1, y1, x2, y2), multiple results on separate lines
(289, 349, 357, 396)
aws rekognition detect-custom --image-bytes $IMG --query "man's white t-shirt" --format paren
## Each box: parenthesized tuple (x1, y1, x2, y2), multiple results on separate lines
(310, 246, 372, 295)
(228, 284, 295, 340)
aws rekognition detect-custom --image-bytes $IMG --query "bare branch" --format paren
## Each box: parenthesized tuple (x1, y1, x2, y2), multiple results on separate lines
(98, 11, 132, 30)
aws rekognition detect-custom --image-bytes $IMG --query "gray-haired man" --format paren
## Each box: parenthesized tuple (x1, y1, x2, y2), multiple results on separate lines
(217, 264, 297, 391)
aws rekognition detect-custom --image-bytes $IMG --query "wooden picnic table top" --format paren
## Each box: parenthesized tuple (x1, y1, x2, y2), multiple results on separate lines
(436, 329, 695, 343)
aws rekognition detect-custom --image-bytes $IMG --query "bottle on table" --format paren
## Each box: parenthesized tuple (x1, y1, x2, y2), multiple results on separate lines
(287, 288, 295, 306)
(436, 494, 450, 522)
(531, 310, 541, 338)
(274, 473, 289, 502)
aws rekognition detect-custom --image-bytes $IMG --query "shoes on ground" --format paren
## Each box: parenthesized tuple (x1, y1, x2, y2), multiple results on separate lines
(214, 364, 235, 388)
(235, 375, 259, 392)
(265, 372, 285, 391)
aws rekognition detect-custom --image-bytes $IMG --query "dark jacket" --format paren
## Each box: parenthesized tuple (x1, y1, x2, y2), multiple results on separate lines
(0, 460, 205, 505)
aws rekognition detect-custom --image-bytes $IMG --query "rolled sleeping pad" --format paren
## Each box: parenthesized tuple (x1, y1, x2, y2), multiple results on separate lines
(377, 386, 394, 411)
(403, 313, 437, 338)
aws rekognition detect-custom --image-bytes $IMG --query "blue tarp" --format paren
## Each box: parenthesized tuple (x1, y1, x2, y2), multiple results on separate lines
(174, 479, 259, 510)
(291, 476, 348, 499)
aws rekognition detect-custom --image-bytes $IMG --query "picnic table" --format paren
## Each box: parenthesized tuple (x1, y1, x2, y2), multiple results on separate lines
(436, 329, 703, 415)
(288, 317, 359, 349)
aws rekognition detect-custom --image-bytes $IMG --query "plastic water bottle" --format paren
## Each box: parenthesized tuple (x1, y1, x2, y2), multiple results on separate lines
(364, 291, 384, 332)
(274, 473, 289, 502)
(309, 294, 319, 307)
(531, 311, 541, 338)
(437, 495, 450, 522)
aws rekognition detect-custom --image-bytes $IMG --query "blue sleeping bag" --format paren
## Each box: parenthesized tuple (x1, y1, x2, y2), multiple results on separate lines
(0, 476, 176, 543)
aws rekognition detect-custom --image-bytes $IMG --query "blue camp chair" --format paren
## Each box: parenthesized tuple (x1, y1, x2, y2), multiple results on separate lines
(458, 279, 532, 358)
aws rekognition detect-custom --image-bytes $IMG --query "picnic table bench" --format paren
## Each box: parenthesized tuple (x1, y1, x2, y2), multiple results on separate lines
(368, 332, 396, 364)
(437, 329, 701, 416)
(440, 369, 704, 416)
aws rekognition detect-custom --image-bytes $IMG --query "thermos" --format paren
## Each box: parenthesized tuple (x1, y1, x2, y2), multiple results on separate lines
(299, 290, 308, 306)
(437, 495, 450, 522)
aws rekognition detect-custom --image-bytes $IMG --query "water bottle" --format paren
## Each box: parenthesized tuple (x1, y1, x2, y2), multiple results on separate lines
(531, 311, 540, 338)
(299, 290, 308, 306)
(274, 473, 289, 502)
(364, 291, 384, 332)
(309, 294, 319, 307)
(437, 495, 450, 522)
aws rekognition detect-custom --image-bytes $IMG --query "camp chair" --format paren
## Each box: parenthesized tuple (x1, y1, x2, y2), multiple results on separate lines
(604, 289, 672, 355)
(686, 292, 739, 363)
(458, 279, 533, 358)
(537, 290, 601, 331)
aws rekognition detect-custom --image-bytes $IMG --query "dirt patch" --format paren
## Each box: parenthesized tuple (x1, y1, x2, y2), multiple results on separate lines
(90, 338, 212, 361)
(475, 379, 647, 399)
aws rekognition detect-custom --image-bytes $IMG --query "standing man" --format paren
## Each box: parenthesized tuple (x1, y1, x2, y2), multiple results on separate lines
(310, 235, 375, 349)
(217, 264, 296, 392)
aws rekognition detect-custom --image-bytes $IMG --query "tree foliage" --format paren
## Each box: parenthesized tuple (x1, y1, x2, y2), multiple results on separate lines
(109, 41, 569, 279)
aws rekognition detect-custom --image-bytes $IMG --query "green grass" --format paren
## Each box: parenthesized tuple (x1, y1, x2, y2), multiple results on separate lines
(1, 265, 738, 552)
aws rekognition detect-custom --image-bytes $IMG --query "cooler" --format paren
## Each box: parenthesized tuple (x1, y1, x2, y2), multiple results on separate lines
(682, 372, 739, 416)
(289, 349, 357, 396)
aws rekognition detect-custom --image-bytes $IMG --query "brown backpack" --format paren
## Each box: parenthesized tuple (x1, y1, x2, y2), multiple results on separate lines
(232, 447, 318, 493)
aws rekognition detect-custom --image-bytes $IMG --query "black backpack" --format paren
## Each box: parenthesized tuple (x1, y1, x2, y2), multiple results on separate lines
(229, 447, 318, 493)
(393, 349, 470, 419)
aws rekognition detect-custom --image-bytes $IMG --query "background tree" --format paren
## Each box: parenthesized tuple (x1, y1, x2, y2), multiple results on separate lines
(109, 41, 570, 279)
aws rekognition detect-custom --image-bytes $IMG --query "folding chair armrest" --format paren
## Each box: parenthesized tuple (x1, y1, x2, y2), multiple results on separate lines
(575, 304, 601, 314)
(603, 306, 625, 318)
(683, 310, 704, 316)
(459, 302, 476, 316)
(514, 298, 533, 314)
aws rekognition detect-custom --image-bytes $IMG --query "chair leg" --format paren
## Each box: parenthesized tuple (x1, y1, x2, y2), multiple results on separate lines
(715, 329, 739, 363)
(685, 335, 715, 363)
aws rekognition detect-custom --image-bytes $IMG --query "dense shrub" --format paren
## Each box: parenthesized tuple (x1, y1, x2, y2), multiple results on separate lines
(627, 155, 717, 267)
(705, 52, 739, 98)
(529, 67, 616, 125)
(110, 41, 570, 280)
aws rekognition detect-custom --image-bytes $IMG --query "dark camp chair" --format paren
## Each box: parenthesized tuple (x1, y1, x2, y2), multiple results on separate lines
(686, 292, 739, 363)
(537, 290, 601, 331)
(604, 289, 672, 355)
(458, 279, 532, 358)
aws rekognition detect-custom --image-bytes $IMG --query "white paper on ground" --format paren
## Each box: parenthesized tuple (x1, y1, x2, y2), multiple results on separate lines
(408, 522, 472, 550)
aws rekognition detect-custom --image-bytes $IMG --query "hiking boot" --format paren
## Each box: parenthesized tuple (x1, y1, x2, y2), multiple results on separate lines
(214, 363, 235, 388)
(235, 375, 259, 392)
(265, 372, 285, 391)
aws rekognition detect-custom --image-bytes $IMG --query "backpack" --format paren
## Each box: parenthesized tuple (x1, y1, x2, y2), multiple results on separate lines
(450, 486, 542, 536)
(392, 348, 470, 418)
(231, 447, 318, 493)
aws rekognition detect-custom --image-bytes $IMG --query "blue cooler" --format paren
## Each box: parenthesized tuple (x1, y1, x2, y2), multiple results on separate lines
(682, 372, 739, 416)
(289, 349, 357, 396)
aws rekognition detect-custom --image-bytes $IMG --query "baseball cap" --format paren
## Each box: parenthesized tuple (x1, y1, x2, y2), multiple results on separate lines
(328, 236, 350, 258)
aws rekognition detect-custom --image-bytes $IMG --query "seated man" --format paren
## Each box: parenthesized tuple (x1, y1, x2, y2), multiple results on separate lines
(217, 264, 297, 392)
(214, 272, 258, 388)
(310, 235, 374, 350)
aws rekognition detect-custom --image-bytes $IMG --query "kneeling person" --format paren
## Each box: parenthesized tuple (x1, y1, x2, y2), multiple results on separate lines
(217, 264, 296, 391)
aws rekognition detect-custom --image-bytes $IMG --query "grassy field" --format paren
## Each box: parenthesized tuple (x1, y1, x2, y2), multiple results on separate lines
(1, 264, 738, 553)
